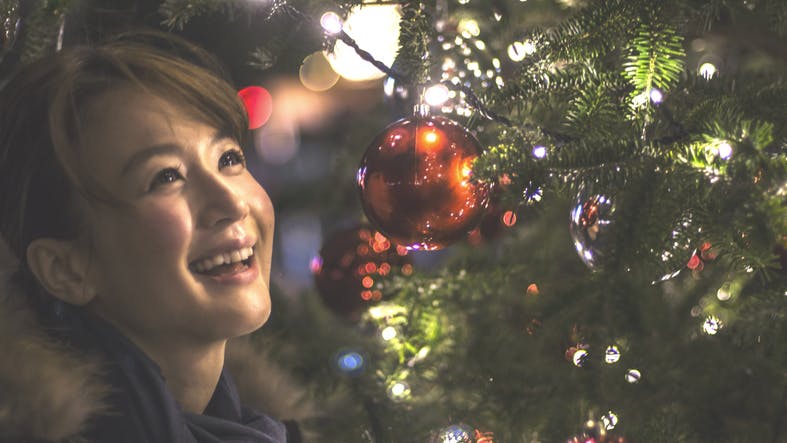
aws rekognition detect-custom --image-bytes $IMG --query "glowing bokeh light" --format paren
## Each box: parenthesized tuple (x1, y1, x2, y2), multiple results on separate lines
(387, 381, 410, 400)
(605, 345, 621, 364)
(625, 368, 641, 383)
(299, 51, 340, 92)
(424, 83, 450, 106)
(237, 86, 273, 129)
(325, 5, 400, 82)
(699, 62, 717, 79)
(507, 41, 528, 61)
(320, 11, 343, 34)
(649, 88, 663, 103)
(336, 350, 364, 374)
(381, 326, 397, 341)
(717, 141, 732, 160)
(572, 349, 589, 367)
(600, 411, 619, 430)
(702, 315, 722, 335)
(532, 145, 547, 158)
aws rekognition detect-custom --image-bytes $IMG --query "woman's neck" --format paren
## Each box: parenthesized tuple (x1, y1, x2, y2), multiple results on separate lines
(153, 340, 226, 414)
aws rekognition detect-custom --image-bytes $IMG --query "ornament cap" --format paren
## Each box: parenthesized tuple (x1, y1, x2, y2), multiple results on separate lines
(414, 103, 430, 117)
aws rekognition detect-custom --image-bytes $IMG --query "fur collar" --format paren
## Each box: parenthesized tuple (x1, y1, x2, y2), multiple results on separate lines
(0, 267, 317, 442)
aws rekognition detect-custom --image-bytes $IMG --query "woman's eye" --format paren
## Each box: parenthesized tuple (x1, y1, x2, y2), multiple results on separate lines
(219, 149, 246, 170)
(150, 168, 184, 189)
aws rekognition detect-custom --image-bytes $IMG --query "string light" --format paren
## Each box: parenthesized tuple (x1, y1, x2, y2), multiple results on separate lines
(625, 368, 641, 383)
(699, 62, 717, 79)
(532, 145, 547, 158)
(424, 83, 450, 106)
(605, 345, 621, 364)
(717, 142, 732, 160)
(649, 88, 663, 103)
(320, 11, 342, 35)
(381, 326, 398, 341)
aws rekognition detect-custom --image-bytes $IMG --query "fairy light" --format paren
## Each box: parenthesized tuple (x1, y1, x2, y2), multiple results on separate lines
(457, 18, 480, 37)
(699, 62, 717, 79)
(649, 88, 664, 103)
(717, 142, 732, 159)
(702, 315, 723, 335)
(625, 369, 642, 383)
(424, 84, 450, 106)
(381, 326, 397, 341)
(507, 41, 527, 61)
(605, 345, 621, 364)
(600, 411, 619, 430)
(532, 145, 547, 158)
(320, 11, 343, 34)
(387, 381, 410, 400)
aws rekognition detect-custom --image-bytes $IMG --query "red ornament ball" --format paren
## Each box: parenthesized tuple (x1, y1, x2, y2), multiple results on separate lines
(357, 114, 490, 250)
(237, 86, 273, 129)
(312, 225, 411, 321)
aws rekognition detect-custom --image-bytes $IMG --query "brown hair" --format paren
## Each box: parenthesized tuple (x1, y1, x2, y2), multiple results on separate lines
(0, 31, 248, 313)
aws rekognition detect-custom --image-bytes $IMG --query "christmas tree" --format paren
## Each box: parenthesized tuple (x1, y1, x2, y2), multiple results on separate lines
(2, 0, 785, 442)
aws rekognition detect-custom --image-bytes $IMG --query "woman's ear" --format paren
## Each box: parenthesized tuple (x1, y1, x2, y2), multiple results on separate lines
(26, 238, 96, 306)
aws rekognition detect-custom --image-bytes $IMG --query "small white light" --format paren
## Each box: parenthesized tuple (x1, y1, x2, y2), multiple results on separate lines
(572, 349, 589, 367)
(699, 62, 717, 79)
(532, 145, 547, 158)
(381, 326, 397, 341)
(718, 142, 732, 160)
(458, 18, 480, 37)
(507, 42, 527, 62)
(600, 411, 619, 430)
(649, 88, 663, 103)
(424, 83, 450, 106)
(605, 345, 621, 364)
(716, 286, 731, 301)
(702, 315, 723, 335)
(388, 381, 410, 399)
(625, 369, 642, 383)
(320, 12, 343, 35)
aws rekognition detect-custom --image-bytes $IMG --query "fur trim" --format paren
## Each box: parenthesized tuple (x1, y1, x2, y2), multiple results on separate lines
(0, 280, 108, 442)
(0, 268, 321, 442)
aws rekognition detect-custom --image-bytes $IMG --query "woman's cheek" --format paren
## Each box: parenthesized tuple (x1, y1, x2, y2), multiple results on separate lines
(134, 201, 192, 253)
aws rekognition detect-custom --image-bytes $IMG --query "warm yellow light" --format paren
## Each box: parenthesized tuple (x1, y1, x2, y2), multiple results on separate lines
(424, 132, 438, 144)
(299, 52, 340, 91)
(325, 5, 400, 82)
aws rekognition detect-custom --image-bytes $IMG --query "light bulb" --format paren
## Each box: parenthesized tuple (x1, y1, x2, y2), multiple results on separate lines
(320, 12, 343, 35)
(424, 84, 450, 106)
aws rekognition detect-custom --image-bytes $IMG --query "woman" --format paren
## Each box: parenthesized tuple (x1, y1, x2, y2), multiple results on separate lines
(0, 32, 296, 442)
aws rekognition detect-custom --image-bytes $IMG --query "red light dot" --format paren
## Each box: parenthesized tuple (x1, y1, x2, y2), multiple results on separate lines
(360, 290, 373, 300)
(526, 283, 539, 295)
(378, 262, 391, 275)
(365, 262, 377, 273)
(401, 264, 413, 275)
(687, 253, 701, 270)
(502, 210, 517, 227)
(237, 86, 273, 129)
(362, 276, 374, 288)
(396, 245, 408, 256)
(372, 290, 382, 301)
(357, 245, 370, 256)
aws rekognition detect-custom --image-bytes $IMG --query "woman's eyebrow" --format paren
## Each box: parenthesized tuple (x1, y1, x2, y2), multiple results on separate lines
(121, 143, 184, 176)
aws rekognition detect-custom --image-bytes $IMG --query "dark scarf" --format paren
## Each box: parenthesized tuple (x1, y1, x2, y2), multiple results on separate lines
(51, 304, 287, 443)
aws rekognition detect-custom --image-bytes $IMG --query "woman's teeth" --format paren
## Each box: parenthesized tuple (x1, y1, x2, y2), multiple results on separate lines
(192, 247, 254, 273)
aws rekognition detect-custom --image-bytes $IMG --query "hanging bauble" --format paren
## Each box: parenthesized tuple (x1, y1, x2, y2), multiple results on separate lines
(569, 183, 700, 279)
(312, 225, 411, 322)
(357, 108, 491, 250)
(569, 191, 616, 270)
(429, 423, 474, 443)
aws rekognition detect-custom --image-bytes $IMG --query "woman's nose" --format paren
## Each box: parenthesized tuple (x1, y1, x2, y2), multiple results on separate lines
(197, 173, 250, 228)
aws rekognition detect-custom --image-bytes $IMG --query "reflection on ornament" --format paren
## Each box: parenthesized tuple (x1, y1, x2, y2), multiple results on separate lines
(605, 345, 621, 364)
(432, 423, 474, 443)
(299, 51, 340, 92)
(357, 113, 490, 250)
(335, 349, 364, 375)
(625, 369, 641, 383)
(570, 193, 615, 270)
(237, 86, 273, 129)
(325, 5, 400, 81)
(312, 225, 411, 321)
(702, 315, 722, 335)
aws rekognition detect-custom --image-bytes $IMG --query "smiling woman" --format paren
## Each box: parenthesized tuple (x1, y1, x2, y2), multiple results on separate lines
(0, 32, 294, 442)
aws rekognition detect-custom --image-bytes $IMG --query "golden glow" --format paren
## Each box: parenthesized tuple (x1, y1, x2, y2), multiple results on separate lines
(423, 131, 438, 144)
(325, 5, 401, 82)
(299, 51, 340, 91)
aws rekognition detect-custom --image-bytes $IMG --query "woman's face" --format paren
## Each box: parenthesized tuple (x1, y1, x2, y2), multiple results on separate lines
(74, 87, 275, 351)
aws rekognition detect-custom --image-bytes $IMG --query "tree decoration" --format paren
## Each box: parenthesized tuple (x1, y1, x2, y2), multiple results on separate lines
(312, 225, 411, 321)
(237, 86, 273, 129)
(569, 191, 616, 270)
(357, 107, 491, 250)
(430, 423, 474, 443)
